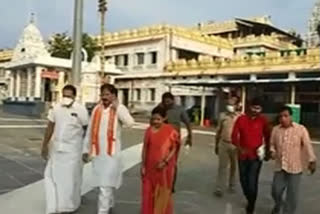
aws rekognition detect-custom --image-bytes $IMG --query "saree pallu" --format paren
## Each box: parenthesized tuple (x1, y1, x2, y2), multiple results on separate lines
(142, 124, 180, 214)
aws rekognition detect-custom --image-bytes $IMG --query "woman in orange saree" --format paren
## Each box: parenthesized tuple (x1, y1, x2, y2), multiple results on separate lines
(141, 106, 180, 214)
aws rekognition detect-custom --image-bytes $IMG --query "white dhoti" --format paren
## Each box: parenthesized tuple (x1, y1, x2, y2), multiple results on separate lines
(98, 187, 115, 214)
(91, 155, 123, 213)
(44, 151, 83, 214)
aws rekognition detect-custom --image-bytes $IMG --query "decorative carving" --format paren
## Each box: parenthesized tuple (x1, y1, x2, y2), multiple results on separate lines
(11, 22, 50, 62)
(96, 24, 233, 49)
(233, 35, 297, 49)
(167, 48, 320, 73)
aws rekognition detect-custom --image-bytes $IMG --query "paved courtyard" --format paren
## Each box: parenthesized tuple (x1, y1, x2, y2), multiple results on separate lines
(0, 112, 319, 214)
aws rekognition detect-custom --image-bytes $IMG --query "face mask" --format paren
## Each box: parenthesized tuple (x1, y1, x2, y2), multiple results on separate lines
(61, 97, 74, 107)
(226, 105, 235, 113)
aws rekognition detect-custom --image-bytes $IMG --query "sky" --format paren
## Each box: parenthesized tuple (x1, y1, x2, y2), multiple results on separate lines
(0, 0, 317, 48)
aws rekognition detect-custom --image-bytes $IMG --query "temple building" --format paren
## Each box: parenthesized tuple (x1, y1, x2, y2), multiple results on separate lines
(0, 19, 120, 116)
(95, 24, 233, 112)
(1, 14, 319, 128)
(94, 16, 312, 125)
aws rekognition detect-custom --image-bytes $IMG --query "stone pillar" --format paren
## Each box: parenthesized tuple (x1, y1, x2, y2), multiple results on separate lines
(288, 72, 296, 80)
(15, 70, 21, 97)
(200, 88, 206, 126)
(146, 53, 152, 65)
(35, 67, 42, 98)
(171, 49, 178, 61)
(118, 89, 123, 105)
(57, 71, 65, 102)
(214, 90, 221, 121)
(290, 85, 296, 104)
(128, 54, 134, 70)
(250, 74, 257, 82)
(110, 56, 115, 64)
(9, 71, 14, 97)
(27, 67, 33, 97)
(241, 85, 247, 113)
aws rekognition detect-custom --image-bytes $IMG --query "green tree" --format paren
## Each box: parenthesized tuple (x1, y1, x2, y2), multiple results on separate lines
(48, 32, 73, 59)
(48, 33, 98, 62)
(82, 33, 99, 62)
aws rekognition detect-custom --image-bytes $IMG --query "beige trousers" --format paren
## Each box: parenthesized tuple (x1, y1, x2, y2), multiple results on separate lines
(215, 141, 237, 192)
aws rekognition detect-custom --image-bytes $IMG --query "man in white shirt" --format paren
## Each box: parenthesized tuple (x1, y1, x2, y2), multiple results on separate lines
(41, 85, 89, 214)
(83, 83, 134, 214)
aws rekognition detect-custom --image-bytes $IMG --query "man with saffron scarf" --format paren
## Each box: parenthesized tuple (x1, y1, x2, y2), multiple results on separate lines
(141, 106, 179, 214)
(83, 84, 134, 214)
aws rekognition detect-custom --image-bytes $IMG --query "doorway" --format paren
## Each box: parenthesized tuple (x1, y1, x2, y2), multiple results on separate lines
(122, 89, 129, 107)
(44, 78, 52, 102)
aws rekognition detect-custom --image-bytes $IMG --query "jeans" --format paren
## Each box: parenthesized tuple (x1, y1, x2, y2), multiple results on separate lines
(272, 170, 301, 214)
(238, 159, 262, 213)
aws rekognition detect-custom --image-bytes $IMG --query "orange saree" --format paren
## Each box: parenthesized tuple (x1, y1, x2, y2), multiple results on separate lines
(141, 124, 180, 214)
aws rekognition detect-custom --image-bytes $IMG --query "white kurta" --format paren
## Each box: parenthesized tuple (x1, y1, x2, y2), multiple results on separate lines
(45, 102, 89, 214)
(83, 104, 134, 189)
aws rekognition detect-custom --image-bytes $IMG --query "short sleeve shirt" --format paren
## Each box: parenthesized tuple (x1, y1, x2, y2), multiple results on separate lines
(48, 102, 89, 152)
(166, 104, 190, 131)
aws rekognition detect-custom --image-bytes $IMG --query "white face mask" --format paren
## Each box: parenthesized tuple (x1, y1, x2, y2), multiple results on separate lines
(61, 97, 74, 107)
(226, 105, 235, 113)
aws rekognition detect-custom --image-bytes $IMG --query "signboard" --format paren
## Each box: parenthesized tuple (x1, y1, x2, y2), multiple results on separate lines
(41, 69, 59, 79)
(286, 104, 301, 124)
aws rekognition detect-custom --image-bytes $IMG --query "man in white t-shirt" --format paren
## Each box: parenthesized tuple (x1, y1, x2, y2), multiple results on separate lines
(41, 84, 89, 214)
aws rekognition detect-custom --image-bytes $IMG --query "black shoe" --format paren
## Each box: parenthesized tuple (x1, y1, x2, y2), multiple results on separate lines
(246, 205, 254, 214)
(108, 208, 113, 214)
(271, 208, 279, 214)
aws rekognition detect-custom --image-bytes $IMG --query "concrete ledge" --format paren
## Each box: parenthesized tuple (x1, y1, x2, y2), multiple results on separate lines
(2, 100, 45, 118)
(0, 144, 143, 214)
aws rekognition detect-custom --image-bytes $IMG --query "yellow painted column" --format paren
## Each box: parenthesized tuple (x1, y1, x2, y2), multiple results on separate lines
(241, 85, 246, 113)
(200, 87, 206, 126)
(290, 85, 296, 104)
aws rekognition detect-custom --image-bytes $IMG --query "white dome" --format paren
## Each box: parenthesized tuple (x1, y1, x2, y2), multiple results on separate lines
(11, 22, 50, 62)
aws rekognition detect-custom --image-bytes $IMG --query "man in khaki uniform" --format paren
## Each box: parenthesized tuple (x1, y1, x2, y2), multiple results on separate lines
(214, 96, 240, 197)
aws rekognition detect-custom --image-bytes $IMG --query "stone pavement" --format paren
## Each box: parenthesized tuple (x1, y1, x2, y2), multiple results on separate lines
(78, 133, 320, 214)
(0, 114, 319, 214)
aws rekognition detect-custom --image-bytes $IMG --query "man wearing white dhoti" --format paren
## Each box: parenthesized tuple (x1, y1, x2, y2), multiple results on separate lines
(82, 83, 134, 214)
(41, 85, 89, 214)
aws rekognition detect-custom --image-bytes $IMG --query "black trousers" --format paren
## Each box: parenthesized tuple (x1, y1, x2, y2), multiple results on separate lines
(238, 159, 262, 213)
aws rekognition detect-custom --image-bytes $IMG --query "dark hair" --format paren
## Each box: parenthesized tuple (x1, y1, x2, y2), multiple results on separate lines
(162, 92, 174, 101)
(151, 106, 167, 118)
(100, 83, 118, 96)
(279, 105, 293, 115)
(63, 84, 77, 96)
(250, 97, 263, 107)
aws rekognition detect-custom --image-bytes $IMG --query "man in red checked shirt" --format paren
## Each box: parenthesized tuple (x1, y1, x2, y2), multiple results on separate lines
(232, 97, 271, 214)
